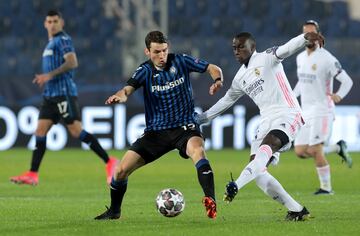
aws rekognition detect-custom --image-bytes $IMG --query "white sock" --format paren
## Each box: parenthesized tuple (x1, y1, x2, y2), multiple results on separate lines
(255, 171, 303, 212)
(235, 145, 272, 190)
(324, 144, 340, 154)
(316, 165, 332, 191)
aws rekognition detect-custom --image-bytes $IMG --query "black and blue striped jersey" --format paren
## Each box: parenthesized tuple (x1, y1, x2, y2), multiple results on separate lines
(42, 31, 77, 97)
(127, 53, 209, 131)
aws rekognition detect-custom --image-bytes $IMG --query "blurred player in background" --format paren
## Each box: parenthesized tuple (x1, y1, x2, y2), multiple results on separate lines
(10, 10, 117, 186)
(293, 20, 353, 195)
(94, 31, 223, 220)
(197, 31, 324, 221)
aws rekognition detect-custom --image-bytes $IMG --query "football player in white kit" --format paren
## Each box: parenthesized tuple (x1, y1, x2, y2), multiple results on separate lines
(197, 31, 324, 221)
(293, 20, 353, 195)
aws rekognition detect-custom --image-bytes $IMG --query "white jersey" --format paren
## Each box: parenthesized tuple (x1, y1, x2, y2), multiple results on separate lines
(295, 47, 353, 119)
(200, 34, 307, 122)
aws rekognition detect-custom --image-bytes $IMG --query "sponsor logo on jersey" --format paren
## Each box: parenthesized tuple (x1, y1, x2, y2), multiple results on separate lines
(245, 78, 264, 98)
(43, 49, 53, 57)
(151, 77, 184, 92)
(298, 73, 316, 83)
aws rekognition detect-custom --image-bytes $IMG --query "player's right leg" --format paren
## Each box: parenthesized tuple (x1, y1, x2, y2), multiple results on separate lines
(95, 131, 167, 220)
(307, 144, 333, 195)
(184, 133, 216, 219)
(324, 140, 352, 168)
(94, 150, 146, 220)
(10, 119, 53, 186)
(67, 120, 118, 184)
(255, 171, 310, 220)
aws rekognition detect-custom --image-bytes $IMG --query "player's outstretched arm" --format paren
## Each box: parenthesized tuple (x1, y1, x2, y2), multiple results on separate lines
(202, 83, 245, 122)
(275, 32, 324, 60)
(207, 64, 223, 95)
(105, 85, 135, 104)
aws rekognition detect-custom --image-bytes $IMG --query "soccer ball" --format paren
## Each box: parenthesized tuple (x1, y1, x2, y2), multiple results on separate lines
(155, 188, 185, 217)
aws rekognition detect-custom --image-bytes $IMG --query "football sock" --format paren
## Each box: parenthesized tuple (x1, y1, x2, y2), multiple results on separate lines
(316, 165, 332, 191)
(323, 144, 340, 154)
(196, 159, 215, 201)
(30, 136, 47, 172)
(79, 130, 109, 163)
(110, 177, 128, 213)
(255, 171, 303, 212)
(235, 145, 272, 190)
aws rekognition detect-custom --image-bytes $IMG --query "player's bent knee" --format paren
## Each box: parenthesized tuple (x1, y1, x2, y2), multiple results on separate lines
(188, 146, 205, 159)
(294, 150, 307, 159)
(114, 165, 130, 180)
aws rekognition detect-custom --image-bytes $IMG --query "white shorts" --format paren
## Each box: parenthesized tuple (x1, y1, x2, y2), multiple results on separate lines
(250, 112, 304, 156)
(294, 115, 334, 146)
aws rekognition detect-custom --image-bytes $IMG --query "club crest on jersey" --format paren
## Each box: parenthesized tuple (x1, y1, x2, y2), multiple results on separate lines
(311, 64, 317, 71)
(255, 68, 260, 77)
(170, 66, 177, 75)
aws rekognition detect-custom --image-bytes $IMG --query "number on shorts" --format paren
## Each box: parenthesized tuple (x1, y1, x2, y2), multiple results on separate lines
(57, 101, 69, 118)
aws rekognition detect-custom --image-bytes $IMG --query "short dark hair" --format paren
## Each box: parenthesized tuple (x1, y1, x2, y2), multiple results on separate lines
(304, 20, 320, 33)
(145, 31, 168, 49)
(234, 32, 256, 45)
(47, 10, 62, 18)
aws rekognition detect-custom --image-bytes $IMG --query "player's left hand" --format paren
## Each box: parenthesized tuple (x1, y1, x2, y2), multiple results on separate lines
(329, 93, 342, 103)
(33, 73, 51, 87)
(304, 32, 325, 48)
(209, 80, 223, 95)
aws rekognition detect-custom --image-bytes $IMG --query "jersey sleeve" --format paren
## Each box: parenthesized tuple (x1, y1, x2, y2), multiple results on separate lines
(58, 37, 75, 55)
(327, 56, 343, 78)
(202, 79, 245, 121)
(126, 66, 147, 89)
(265, 34, 307, 64)
(182, 54, 209, 73)
(326, 55, 353, 99)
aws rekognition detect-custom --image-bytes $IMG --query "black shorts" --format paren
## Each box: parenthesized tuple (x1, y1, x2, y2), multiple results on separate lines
(38, 96, 81, 124)
(129, 123, 203, 163)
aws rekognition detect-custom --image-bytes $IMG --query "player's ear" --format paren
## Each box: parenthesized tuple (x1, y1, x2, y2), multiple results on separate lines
(144, 47, 150, 57)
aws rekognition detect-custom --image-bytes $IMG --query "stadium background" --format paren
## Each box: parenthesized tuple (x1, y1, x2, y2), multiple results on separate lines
(0, 0, 359, 151)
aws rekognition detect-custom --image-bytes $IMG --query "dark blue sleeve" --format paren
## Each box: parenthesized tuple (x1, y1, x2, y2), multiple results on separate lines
(182, 54, 209, 73)
(58, 37, 75, 55)
(126, 65, 147, 89)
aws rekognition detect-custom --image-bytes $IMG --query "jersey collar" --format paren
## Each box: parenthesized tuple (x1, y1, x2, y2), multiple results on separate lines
(148, 53, 175, 72)
(244, 50, 257, 68)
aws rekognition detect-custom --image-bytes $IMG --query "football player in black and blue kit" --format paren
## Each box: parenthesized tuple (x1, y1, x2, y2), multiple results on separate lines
(95, 31, 223, 220)
(10, 10, 117, 186)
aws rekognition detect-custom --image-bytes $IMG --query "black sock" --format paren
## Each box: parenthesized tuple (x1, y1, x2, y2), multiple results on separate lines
(30, 136, 47, 172)
(196, 159, 215, 201)
(110, 178, 128, 213)
(79, 130, 109, 163)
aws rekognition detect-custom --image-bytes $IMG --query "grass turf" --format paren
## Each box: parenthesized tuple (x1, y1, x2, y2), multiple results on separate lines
(0, 148, 359, 236)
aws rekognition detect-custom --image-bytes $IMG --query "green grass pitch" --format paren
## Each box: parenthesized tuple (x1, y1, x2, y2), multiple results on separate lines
(0, 148, 359, 236)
